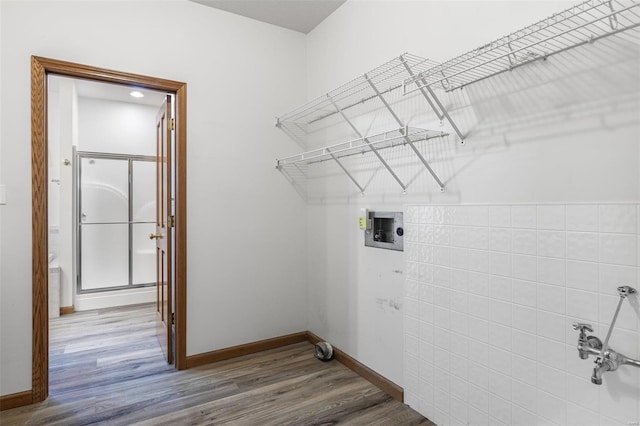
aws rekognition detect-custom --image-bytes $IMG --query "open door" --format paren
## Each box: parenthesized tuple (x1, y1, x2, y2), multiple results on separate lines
(152, 95, 173, 364)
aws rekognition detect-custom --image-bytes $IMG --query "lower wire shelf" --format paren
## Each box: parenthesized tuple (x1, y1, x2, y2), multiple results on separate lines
(276, 126, 448, 194)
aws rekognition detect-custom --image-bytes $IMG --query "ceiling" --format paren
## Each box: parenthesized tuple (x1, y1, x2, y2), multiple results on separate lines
(190, 0, 346, 34)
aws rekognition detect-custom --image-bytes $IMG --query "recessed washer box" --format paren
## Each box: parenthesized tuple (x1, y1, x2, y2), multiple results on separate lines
(364, 211, 404, 251)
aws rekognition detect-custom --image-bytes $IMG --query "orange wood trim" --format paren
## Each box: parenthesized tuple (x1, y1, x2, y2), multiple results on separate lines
(306, 331, 404, 402)
(31, 56, 49, 404)
(0, 390, 33, 411)
(174, 84, 187, 370)
(31, 56, 185, 92)
(31, 55, 188, 401)
(185, 332, 308, 369)
(59, 306, 74, 315)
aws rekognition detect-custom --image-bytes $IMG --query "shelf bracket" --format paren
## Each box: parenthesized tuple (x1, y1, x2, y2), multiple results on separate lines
(326, 147, 365, 194)
(400, 55, 466, 144)
(365, 75, 445, 192)
(608, 0, 619, 30)
(400, 55, 444, 122)
(507, 36, 517, 68)
(401, 128, 446, 192)
(364, 73, 405, 127)
(440, 71, 451, 91)
(327, 94, 408, 193)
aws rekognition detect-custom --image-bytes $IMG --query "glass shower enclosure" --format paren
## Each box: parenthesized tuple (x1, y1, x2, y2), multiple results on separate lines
(77, 152, 156, 293)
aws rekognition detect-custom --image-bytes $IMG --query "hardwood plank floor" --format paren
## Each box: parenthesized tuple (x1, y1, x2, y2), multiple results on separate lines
(1, 303, 433, 425)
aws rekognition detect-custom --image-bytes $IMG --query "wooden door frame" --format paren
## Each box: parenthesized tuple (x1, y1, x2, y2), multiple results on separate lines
(31, 56, 188, 403)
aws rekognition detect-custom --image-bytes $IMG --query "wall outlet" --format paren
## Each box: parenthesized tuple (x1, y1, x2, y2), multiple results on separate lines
(358, 216, 367, 230)
(359, 208, 370, 230)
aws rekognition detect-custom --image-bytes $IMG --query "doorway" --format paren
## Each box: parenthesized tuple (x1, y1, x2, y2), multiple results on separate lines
(31, 56, 188, 403)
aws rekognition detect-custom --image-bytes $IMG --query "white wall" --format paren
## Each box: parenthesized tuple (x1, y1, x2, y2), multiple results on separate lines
(304, 0, 640, 411)
(0, 0, 307, 396)
(405, 203, 640, 426)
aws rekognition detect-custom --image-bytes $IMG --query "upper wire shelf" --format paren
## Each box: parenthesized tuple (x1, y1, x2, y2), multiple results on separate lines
(275, 54, 462, 194)
(276, 54, 440, 140)
(404, 0, 640, 93)
(276, 127, 447, 167)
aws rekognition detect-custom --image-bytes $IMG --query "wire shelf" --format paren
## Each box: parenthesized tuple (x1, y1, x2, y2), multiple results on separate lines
(276, 127, 447, 167)
(275, 54, 458, 193)
(276, 53, 440, 131)
(275, 0, 640, 198)
(404, 0, 640, 93)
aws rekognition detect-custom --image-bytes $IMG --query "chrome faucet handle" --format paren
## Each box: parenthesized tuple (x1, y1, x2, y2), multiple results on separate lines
(574, 322, 601, 360)
(572, 322, 594, 334)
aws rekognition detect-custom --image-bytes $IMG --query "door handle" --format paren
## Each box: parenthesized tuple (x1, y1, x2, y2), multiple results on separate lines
(149, 233, 164, 240)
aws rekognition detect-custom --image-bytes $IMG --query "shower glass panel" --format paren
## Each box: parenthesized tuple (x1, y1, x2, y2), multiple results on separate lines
(132, 161, 156, 285)
(80, 158, 128, 223)
(81, 224, 129, 290)
(132, 161, 155, 222)
(78, 152, 156, 293)
(132, 223, 156, 285)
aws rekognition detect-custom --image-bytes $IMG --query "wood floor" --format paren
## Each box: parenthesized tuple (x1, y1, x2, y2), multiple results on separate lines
(1, 303, 432, 425)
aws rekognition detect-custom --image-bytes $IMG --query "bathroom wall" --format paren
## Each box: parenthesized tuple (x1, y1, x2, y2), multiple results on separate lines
(0, 0, 307, 396)
(48, 77, 78, 309)
(304, 0, 640, 415)
(404, 203, 640, 426)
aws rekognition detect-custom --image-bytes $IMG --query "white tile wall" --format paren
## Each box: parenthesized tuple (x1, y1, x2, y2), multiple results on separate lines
(404, 204, 640, 426)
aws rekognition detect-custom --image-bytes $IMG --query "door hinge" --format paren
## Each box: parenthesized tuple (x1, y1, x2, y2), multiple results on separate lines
(171, 312, 175, 325)
(168, 215, 175, 227)
(170, 118, 175, 131)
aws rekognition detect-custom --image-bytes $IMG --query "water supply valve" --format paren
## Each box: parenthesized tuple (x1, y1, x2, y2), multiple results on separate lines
(572, 286, 639, 385)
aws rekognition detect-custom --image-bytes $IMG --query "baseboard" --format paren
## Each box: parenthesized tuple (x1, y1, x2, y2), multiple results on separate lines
(185, 330, 403, 403)
(0, 390, 33, 411)
(59, 305, 74, 315)
(306, 331, 403, 402)
(185, 331, 308, 369)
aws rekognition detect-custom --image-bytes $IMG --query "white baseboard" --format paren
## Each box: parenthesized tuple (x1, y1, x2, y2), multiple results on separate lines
(75, 287, 155, 311)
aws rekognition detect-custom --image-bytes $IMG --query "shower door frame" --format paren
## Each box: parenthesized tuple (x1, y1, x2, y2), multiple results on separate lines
(31, 56, 188, 404)
(76, 151, 157, 294)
